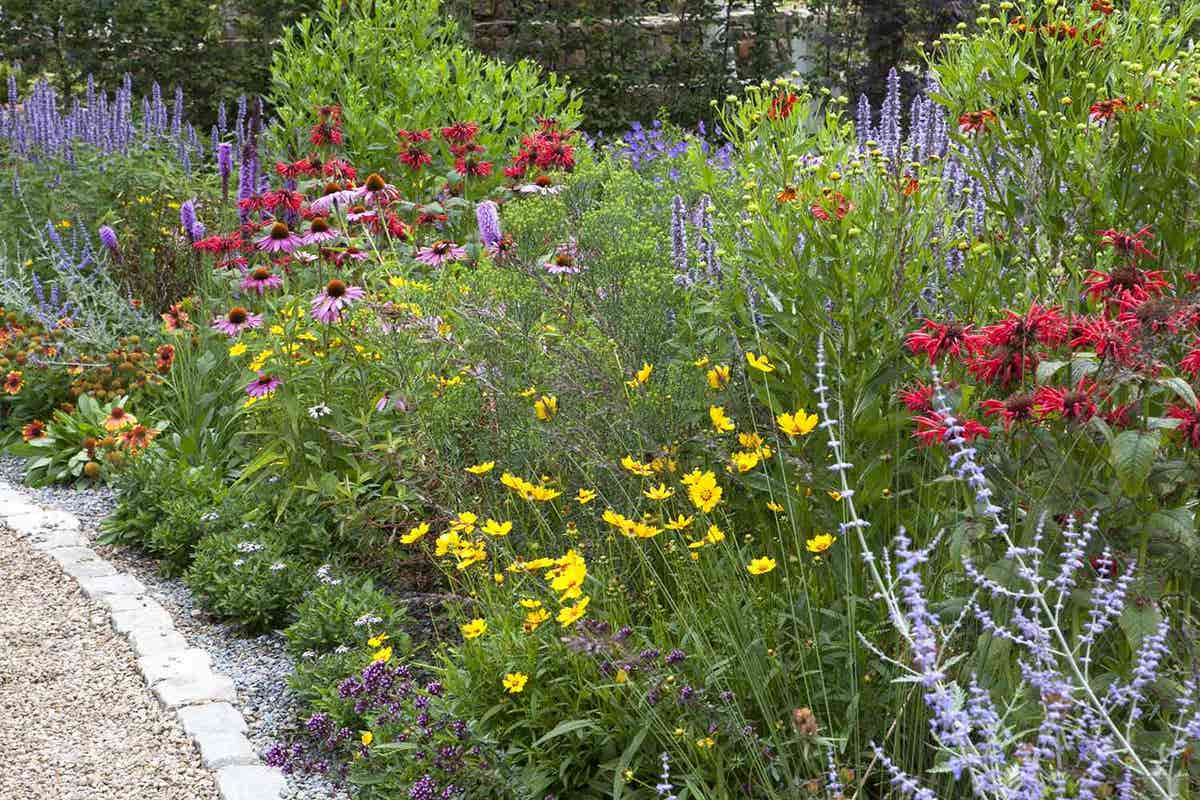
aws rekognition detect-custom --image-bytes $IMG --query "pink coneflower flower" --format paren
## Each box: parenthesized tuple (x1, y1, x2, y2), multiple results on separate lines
(310, 188, 360, 214)
(543, 240, 582, 275)
(311, 279, 366, 324)
(357, 173, 400, 207)
(240, 266, 284, 295)
(346, 205, 378, 224)
(303, 217, 341, 244)
(256, 221, 303, 254)
(245, 372, 282, 398)
(415, 240, 467, 268)
(212, 306, 264, 336)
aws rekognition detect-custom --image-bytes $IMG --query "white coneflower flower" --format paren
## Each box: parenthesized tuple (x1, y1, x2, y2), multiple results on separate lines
(308, 403, 332, 420)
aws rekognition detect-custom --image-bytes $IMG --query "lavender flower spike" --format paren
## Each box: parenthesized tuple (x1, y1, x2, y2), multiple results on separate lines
(475, 200, 501, 249)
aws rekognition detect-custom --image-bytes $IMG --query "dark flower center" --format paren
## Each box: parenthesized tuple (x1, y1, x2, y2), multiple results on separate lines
(535, 175, 553, 187)
(326, 279, 347, 298)
(251, 267, 271, 281)
(433, 241, 450, 254)
(349, 205, 367, 216)
(270, 222, 291, 240)
(365, 173, 386, 191)
(110, 407, 126, 419)
(555, 254, 573, 267)
(323, 182, 342, 195)
(310, 217, 329, 233)
(228, 307, 249, 324)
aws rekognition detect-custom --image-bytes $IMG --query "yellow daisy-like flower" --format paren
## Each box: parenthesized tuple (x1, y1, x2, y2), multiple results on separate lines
(248, 349, 274, 372)
(806, 533, 836, 554)
(557, 596, 590, 627)
(519, 598, 542, 609)
(693, 355, 710, 368)
(482, 518, 513, 537)
(449, 512, 478, 534)
(371, 646, 393, 663)
(643, 483, 674, 501)
(228, 342, 248, 357)
(704, 524, 726, 544)
(503, 672, 529, 694)
(747, 556, 777, 575)
(665, 514, 695, 531)
(730, 450, 761, 473)
(828, 490, 843, 502)
(745, 352, 776, 373)
(625, 362, 653, 388)
(523, 608, 550, 632)
(367, 633, 389, 648)
(696, 737, 715, 749)
(709, 405, 735, 433)
(706, 364, 731, 390)
(401, 522, 429, 544)
(766, 501, 785, 513)
(683, 470, 723, 513)
(465, 461, 495, 475)
(534, 394, 558, 421)
(620, 455, 655, 477)
(777, 409, 818, 437)
(461, 618, 488, 639)
(361, 731, 374, 747)
(519, 385, 538, 398)
(575, 488, 597, 504)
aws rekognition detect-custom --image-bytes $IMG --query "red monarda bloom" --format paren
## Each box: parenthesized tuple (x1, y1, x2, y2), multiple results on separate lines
(1181, 338, 1200, 376)
(440, 121, 479, 143)
(1084, 263, 1168, 304)
(262, 189, 304, 215)
(322, 159, 357, 182)
(1167, 403, 1200, 449)
(455, 156, 493, 178)
(275, 159, 316, 179)
(968, 346, 1039, 386)
(535, 140, 575, 171)
(1069, 316, 1139, 365)
(767, 92, 799, 120)
(193, 232, 243, 254)
(400, 145, 433, 171)
(897, 382, 935, 412)
(912, 412, 990, 448)
(1033, 378, 1099, 421)
(958, 109, 997, 135)
(399, 128, 432, 143)
(1097, 226, 1155, 261)
(906, 320, 976, 364)
(981, 393, 1036, 430)
(975, 303, 1068, 350)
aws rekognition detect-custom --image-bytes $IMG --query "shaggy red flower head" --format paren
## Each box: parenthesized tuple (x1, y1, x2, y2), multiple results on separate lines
(535, 140, 575, 171)
(968, 346, 1039, 386)
(981, 393, 1036, 430)
(1069, 316, 1139, 365)
(897, 382, 935, 412)
(958, 109, 997, 135)
(398, 128, 432, 143)
(455, 156, 493, 178)
(1097, 226, 1155, 261)
(1104, 402, 1139, 429)
(905, 320, 976, 364)
(193, 232, 243, 254)
(440, 121, 479, 144)
(275, 159, 316, 179)
(400, 145, 433, 171)
(975, 303, 1068, 349)
(767, 92, 799, 120)
(1087, 97, 1127, 124)
(1084, 263, 1168, 304)
(1167, 404, 1200, 449)
(1033, 378, 1099, 422)
(912, 412, 990, 448)
(262, 189, 304, 215)
(1181, 338, 1200, 376)
(322, 159, 357, 181)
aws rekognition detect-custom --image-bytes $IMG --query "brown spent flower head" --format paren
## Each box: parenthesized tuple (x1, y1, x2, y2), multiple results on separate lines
(792, 707, 819, 736)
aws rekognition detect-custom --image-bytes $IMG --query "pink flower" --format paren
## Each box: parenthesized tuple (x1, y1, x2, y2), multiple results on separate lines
(245, 372, 282, 398)
(311, 279, 366, 324)
(255, 221, 303, 253)
(302, 217, 341, 245)
(543, 240, 582, 275)
(415, 240, 466, 268)
(239, 267, 284, 295)
(211, 307, 264, 336)
(357, 173, 400, 207)
(310, 189, 360, 214)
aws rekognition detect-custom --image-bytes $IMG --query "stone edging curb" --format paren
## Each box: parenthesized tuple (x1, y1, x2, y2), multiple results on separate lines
(0, 481, 285, 800)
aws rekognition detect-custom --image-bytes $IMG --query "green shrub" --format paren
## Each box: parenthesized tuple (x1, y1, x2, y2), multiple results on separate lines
(284, 573, 410, 659)
(268, 0, 581, 171)
(186, 530, 309, 632)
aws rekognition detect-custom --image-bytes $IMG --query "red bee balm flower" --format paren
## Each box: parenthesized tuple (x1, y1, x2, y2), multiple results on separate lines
(1084, 264, 1168, 303)
(897, 382, 935, 412)
(958, 109, 997, 135)
(1033, 378, 1099, 422)
(1180, 338, 1200, 376)
(1167, 404, 1200, 449)
(981, 393, 1036, 430)
(905, 320, 976, 364)
(1097, 227, 1155, 261)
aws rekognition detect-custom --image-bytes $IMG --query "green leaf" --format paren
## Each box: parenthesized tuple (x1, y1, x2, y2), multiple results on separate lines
(532, 718, 599, 747)
(1119, 603, 1163, 652)
(611, 726, 648, 799)
(1158, 376, 1199, 409)
(1109, 430, 1159, 495)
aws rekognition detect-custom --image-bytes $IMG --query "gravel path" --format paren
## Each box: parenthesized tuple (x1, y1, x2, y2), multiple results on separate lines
(0, 523, 220, 800)
(0, 457, 333, 800)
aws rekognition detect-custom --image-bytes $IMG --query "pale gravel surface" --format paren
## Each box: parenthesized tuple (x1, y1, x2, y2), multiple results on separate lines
(0, 524, 219, 800)
(0, 457, 335, 800)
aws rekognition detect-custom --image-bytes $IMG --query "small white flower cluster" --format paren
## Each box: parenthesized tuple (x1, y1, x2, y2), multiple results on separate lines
(315, 564, 342, 586)
(353, 613, 382, 628)
(236, 540, 263, 554)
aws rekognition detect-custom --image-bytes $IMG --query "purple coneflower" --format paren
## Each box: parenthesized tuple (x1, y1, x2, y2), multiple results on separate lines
(357, 173, 400, 207)
(240, 266, 283, 295)
(415, 240, 466, 268)
(544, 240, 582, 275)
(256, 221, 303, 253)
(245, 372, 282, 398)
(346, 205, 378, 224)
(310, 188, 359, 214)
(303, 216, 340, 245)
(211, 306, 264, 336)
(98, 225, 119, 255)
(311, 279, 366, 324)
(374, 393, 408, 413)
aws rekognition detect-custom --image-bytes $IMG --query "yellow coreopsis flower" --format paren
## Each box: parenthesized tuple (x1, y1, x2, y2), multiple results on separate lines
(519, 385, 538, 398)
(401, 522, 429, 544)
(248, 349, 274, 371)
(372, 646, 393, 663)
(534, 394, 558, 421)
(704, 524, 726, 544)
(693, 355, 710, 368)
(557, 596, 590, 627)
(643, 483, 674, 501)
(228, 342, 248, 357)
(361, 731, 374, 747)
(503, 672, 529, 694)
(684, 471, 723, 513)
(575, 488, 597, 504)
(620, 455, 655, 476)
(745, 352, 776, 373)
(709, 405, 735, 433)
(367, 633, 389, 648)
(523, 608, 550, 632)
(665, 514, 695, 531)
(766, 501, 785, 513)
(730, 450, 761, 473)
(707, 364, 731, 389)
(482, 518, 512, 537)
(461, 618, 488, 639)
(747, 556, 777, 575)
(806, 533, 836, 554)
(519, 598, 543, 609)
(625, 362, 653, 388)
(465, 461, 495, 475)
(449, 512, 478, 534)
(777, 409, 819, 437)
